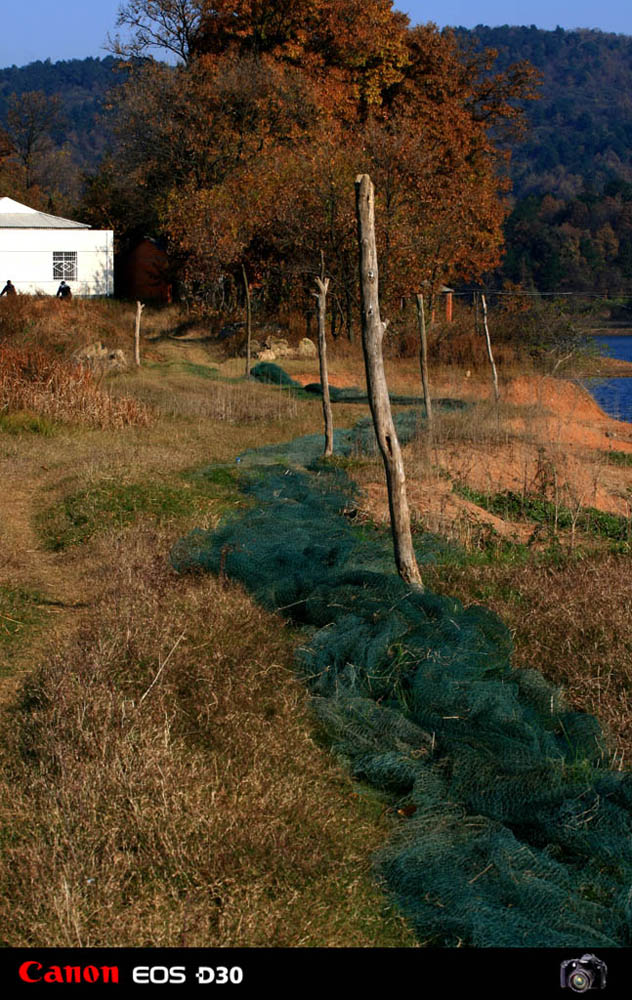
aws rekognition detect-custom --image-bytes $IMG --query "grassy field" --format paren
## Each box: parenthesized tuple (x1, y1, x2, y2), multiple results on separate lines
(1, 296, 632, 945)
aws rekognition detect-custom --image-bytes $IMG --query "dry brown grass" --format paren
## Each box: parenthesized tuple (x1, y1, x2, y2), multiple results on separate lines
(1, 296, 133, 355)
(0, 523, 414, 947)
(115, 369, 300, 424)
(0, 297, 199, 359)
(0, 346, 151, 429)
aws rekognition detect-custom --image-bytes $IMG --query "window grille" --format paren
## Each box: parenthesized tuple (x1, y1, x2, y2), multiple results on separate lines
(53, 251, 77, 281)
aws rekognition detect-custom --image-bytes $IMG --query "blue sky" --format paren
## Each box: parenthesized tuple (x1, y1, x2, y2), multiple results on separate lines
(1, 1, 631, 68)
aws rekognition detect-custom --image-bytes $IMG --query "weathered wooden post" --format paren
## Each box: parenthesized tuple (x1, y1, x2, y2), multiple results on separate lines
(355, 174, 423, 588)
(481, 293, 500, 403)
(415, 292, 433, 432)
(314, 253, 334, 456)
(134, 301, 144, 368)
(242, 263, 252, 378)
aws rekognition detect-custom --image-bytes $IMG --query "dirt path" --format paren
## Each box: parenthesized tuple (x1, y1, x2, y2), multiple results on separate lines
(0, 467, 89, 703)
(0, 470, 82, 603)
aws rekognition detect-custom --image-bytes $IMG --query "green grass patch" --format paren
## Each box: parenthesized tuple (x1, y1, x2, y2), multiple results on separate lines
(457, 536, 533, 567)
(184, 463, 242, 489)
(454, 485, 632, 543)
(143, 358, 268, 388)
(177, 361, 221, 380)
(606, 450, 632, 467)
(0, 411, 56, 435)
(0, 585, 45, 673)
(144, 359, 229, 381)
(37, 465, 246, 551)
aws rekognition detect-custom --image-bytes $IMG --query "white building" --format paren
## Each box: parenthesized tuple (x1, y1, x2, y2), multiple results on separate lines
(0, 197, 113, 296)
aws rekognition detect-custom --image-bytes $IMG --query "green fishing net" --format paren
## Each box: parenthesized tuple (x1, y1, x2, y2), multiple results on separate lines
(171, 385, 632, 949)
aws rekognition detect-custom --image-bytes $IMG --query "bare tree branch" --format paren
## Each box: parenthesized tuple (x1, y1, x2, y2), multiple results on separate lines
(109, 0, 206, 65)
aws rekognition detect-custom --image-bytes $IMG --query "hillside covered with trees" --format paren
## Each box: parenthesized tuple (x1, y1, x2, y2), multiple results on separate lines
(462, 25, 632, 296)
(0, 56, 121, 169)
(460, 25, 632, 199)
(0, 57, 122, 215)
(2, 18, 632, 296)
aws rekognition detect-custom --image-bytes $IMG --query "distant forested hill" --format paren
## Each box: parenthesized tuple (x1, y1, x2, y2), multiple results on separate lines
(0, 56, 124, 169)
(3, 29, 631, 194)
(457, 25, 632, 199)
(455, 26, 632, 293)
(3, 29, 632, 293)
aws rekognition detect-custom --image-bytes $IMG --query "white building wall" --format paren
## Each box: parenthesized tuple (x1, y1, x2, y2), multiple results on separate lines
(0, 229, 114, 296)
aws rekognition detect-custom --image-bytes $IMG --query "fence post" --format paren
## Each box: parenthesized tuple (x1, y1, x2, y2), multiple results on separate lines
(416, 292, 433, 432)
(135, 301, 144, 368)
(242, 264, 252, 378)
(481, 293, 499, 403)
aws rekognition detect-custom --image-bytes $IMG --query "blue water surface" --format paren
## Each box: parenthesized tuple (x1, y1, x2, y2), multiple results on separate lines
(583, 335, 632, 422)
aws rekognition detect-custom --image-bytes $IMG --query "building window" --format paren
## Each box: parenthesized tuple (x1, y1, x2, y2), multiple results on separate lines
(53, 251, 77, 281)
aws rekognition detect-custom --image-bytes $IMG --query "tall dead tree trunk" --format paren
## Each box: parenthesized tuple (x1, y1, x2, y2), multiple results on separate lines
(355, 174, 423, 588)
(415, 293, 433, 432)
(314, 254, 334, 456)
(481, 293, 499, 403)
(134, 301, 144, 368)
(242, 264, 252, 378)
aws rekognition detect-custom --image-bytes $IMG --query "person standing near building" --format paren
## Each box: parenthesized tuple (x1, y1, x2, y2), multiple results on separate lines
(56, 280, 72, 299)
(0, 279, 16, 296)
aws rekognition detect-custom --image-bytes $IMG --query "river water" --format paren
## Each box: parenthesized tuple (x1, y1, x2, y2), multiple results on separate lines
(582, 335, 632, 422)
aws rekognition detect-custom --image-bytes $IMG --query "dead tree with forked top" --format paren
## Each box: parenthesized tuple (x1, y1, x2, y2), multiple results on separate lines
(355, 174, 423, 588)
(314, 253, 334, 456)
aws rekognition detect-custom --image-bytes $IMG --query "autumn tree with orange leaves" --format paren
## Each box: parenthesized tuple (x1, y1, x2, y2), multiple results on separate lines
(100, 0, 538, 319)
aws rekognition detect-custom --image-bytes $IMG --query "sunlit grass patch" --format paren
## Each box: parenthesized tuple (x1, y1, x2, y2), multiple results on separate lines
(111, 369, 302, 423)
(454, 484, 632, 544)
(143, 359, 221, 380)
(37, 470, 246, 552)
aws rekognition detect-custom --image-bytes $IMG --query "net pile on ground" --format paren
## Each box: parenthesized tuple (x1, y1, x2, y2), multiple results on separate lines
(171, 420, 632, 948)
(250, 360, 468, 408)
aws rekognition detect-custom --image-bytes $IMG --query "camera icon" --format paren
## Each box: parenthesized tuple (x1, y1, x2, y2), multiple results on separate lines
(560, 954, 607, 992)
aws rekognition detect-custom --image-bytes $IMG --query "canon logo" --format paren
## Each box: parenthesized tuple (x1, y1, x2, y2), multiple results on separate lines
(19, 962, 119, 984)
